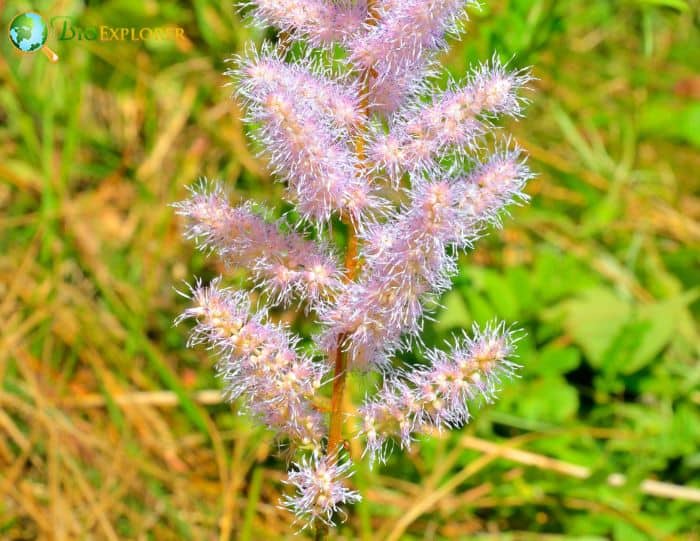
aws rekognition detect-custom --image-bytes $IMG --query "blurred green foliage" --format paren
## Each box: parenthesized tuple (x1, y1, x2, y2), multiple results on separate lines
(0, 0, 698, 539)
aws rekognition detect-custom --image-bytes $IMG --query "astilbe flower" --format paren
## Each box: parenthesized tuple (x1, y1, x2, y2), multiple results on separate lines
(175, 0, 533, 533)
(320, 150, 531, 369)
(244, 0, 368, 46)
(369, 60, 531, 182)
(177, 279, 327, 445)
(284, 451, 361, 529)
(173, 181, 342, 307)
(232, 49, 380, 224)
(349, 0, 475, 113)
(234, 45, 365, 130)
(359, 322, 519, 463)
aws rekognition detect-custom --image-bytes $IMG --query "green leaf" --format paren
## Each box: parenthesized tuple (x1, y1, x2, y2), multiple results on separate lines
(506, 266, 536, 314)
(636, 0, 689, 12)
(534, 248, 599, 303)
(481, 269, 520, 320)
(613, 520, 648, 541)
(639, 100, 700, 148)
(435, 290, 471, 332)
(600, 318, 652, 376)
(514, 377, 579, 423)
(536, 345, 581, 376)
(581, 183, 622, 235)
(668, 404, 700, 456)
(460, 288, 497, 325)
(240, 467, 263, 541)
(560, 287, 632, 367)
(600, 291, 697, 375)
(631, 291, 699, 372)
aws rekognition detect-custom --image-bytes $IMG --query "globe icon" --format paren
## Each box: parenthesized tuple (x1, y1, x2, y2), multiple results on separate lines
(9, 12, 48, 53)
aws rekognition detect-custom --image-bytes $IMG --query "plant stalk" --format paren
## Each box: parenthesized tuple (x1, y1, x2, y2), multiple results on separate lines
(320, 1, 378, 536)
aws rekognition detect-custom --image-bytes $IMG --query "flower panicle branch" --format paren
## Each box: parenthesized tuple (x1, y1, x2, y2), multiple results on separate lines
(350, 0, 477, 113)
(359, 321, 520, 464)
(243, 0, 369, 46)
(283, 450, 361, 529)
(177, 279, 328, 445)
(173, 180, 342, 308)
(369, 59, 532, 182)
(318, 149, 531, 370)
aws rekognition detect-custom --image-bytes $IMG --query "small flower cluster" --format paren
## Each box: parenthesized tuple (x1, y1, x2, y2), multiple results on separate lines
(245, 0, 368, 46)
(369, 61, 531, 181)
(176, 0, 533, 532)
(320, 151, 530, 369)
(359, 322, 519, 463)
(350, 0, 474, 113)
(283, 451, 361, 529)
(231, 46, 378, 224)
(174, 182, 341, 307)
(177, 279, 327, 444)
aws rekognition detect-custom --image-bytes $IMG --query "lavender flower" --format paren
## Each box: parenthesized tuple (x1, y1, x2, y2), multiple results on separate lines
(176, 0, 534, 532)
(359, 321, 520, 463)
(233, 51, 380, 224)
(245, 0, 368, 46)
(177, 279, 327, 445)
(283, 451, 361, 529)
(320, 151, 531, 369)
(349, 0, 474, 113)
(173, 181, 342, 307)
(369, 60, 531, 182)
(233, 46, 364, 130)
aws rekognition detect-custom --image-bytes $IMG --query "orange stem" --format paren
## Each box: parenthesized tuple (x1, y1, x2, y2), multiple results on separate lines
(327, 335, 348, 454)
(326, 66, 371, 456)
(327, 217, 359, 455)
(325, 0, 378, 477)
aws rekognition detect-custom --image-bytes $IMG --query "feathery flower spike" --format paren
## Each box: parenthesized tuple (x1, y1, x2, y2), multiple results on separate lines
(177, 0, 533, 531)
(283, 451, 361, 529)
(350, 0, 475, 114)
(245, 0, 368, 46)
(359, 321, 520, 464)
(320, 150, 531, 370)
(173, 181, 342, 308)
(177, 279, 327, 445)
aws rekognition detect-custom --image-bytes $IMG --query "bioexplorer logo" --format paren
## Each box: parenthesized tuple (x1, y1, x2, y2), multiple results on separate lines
(8, 12, 59, 62)
(51, 16, 186, 42)
(7, 11, 186, 63)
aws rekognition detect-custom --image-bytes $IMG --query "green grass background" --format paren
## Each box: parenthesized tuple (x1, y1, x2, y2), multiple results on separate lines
(1, 0, 699, 539)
